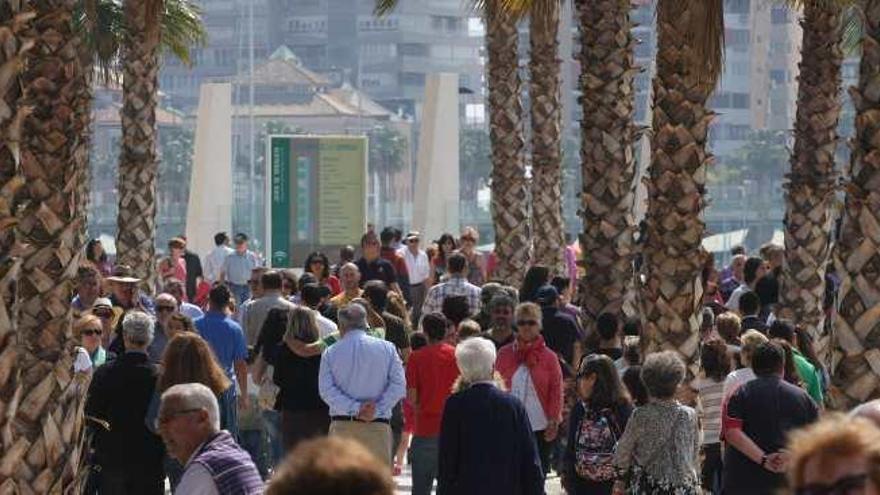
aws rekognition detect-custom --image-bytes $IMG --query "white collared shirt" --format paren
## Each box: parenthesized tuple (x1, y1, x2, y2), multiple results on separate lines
(398, 247, 431, 285)
(203, 245, 233, 284)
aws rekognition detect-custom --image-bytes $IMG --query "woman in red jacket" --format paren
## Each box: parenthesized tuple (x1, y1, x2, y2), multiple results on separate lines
(496, 302, 564, 478)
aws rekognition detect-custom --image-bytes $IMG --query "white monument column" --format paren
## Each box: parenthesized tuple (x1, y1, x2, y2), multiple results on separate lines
(412, 73, 460, 241)
(185, 83, 233, 256)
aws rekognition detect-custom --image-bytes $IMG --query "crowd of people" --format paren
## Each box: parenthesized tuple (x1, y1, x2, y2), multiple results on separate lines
(72, 229, 880, 495)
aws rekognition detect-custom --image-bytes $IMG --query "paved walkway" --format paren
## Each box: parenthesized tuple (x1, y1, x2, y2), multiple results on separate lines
(393, 464, 564, 494)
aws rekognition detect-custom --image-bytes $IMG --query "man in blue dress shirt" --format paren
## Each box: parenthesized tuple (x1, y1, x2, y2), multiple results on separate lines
(319, 303, 406, 465)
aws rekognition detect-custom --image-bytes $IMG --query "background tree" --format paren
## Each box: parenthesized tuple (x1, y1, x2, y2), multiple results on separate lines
(640, 0, 724, 373)
(778, 0, 847, 363)
(115, 0, 203, 287)
(575, 0, 639, 326)
(526, 0, 566, 274)
(459, 126, 492, 205)
(157, 125, 195, 243)
(368, 124, 406, 228)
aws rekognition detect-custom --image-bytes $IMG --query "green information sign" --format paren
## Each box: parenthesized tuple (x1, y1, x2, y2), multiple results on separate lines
(267, 135, 367, 268)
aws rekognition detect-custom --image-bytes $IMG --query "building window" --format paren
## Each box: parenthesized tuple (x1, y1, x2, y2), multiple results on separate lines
(400, 72, 425, 86)
(726, 29, 749, 52)
(726, 0, 749, 14)
(770, 69, 786, 85)
(399, 43, 428, 56)
(771, 6, 789, 24)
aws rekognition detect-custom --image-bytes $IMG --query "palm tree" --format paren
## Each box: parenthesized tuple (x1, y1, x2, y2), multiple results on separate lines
(833, 0, 880, 407)
(575, 0, 638, 324)
(640, 0, 724, 370)
(526, 0, 565, 275)
(376, 0, 532, 285)
(777, 0, 847, 364)
(115, 0, 203, 288)
(3, 0, 93, 489)
(485, 0, 531, 285)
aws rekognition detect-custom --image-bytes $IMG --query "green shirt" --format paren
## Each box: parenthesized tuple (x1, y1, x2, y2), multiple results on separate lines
(318, 328, 385, 351)
(792, 349, 823, 405)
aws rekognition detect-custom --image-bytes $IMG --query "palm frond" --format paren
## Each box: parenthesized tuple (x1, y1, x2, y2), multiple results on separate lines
(161, 0, 207, 66)
(75, 0, 124, 83)
(496, 0, 556, 21)
(841, 3, 863, 57)
(373, 0, 398, 17)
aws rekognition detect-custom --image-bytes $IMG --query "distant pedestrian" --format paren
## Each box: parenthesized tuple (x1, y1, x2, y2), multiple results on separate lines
(356, 231, 402, 296)
(422, 253, 482, 317)
(303, 251, 342, 296)
(399, 231, 431, 323)
(220, 233, 262, 304)
(204, 232, 233, 285)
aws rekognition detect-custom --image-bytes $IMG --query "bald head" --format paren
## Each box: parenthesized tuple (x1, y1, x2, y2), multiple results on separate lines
(339, 262, 361, 291)
(851, 399, 880, 428)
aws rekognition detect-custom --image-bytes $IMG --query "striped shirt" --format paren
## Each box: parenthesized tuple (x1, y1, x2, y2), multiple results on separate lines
(692, 377, 724, 444)
(421, 275, 482, 317)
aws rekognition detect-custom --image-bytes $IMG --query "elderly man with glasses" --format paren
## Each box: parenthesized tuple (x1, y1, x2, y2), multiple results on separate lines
(158, 383, 263, 495)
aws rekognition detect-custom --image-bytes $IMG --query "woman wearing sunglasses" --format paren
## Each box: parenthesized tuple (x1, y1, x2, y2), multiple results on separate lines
(75, 314, 112, 368)
(303, 252, 341, 296)
(496, 302, 563, 481)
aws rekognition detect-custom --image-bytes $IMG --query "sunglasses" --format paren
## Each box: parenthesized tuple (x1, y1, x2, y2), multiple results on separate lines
(94, 310, 112, 319)
(517, 319, 539, 327)
(82, 329, 102, 337)
(795, 474, 867, 495)
(157, 306, 176, 312)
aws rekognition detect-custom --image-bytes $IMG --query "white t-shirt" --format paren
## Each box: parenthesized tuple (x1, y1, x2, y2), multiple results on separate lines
(725, 284, 750, 312)
(315, 311, 338, 339)
(175, 463, 219, 495)
(722, 368, 756, 403)
(511, 365, 548, 432)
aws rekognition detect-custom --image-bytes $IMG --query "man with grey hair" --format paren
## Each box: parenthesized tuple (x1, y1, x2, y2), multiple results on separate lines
(85, 310, 165, 494)
(319, 303, 405, 465)
(159, 383, 263, 494)
(149, 292, 177, 362)
(438, 337, 543, 494)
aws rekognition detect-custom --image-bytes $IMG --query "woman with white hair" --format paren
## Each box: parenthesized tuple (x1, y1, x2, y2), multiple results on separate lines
(437, 337, 544, 495)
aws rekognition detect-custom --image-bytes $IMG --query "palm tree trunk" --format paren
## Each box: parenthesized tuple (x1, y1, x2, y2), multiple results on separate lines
(575, 0, 638, 324)
(0, 2, 32, 487)
(487, 0, 531, 286)
(832, 0, 880, 407)
(116, 0, 161, 287)
(529, 0, 565, 275)
(4, 0, 91, 490)
(641, 0, 719, 371)
(777, 0, 842, 365)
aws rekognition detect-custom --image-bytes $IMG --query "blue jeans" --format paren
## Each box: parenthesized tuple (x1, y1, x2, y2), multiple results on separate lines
(410, 436, 439, 495)
(228, 283, 250, 305)
(239, 428, 268, 478)
(263, 409, 284, 466)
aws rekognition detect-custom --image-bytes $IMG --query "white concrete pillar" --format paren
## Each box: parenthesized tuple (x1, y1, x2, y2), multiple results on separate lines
(186, 83, 233, 257)
(412, 73, 460, 241)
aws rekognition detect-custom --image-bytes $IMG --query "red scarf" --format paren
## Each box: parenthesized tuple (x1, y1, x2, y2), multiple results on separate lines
(514, 334, 546, 369)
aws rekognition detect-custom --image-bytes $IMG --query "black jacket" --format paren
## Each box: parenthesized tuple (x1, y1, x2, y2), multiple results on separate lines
(438, 383, 544, 495)
(85, 351, 165, 478)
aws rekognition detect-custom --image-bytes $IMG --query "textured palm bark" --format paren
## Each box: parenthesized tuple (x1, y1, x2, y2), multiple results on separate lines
(0, 2, 33, 489)
(778, 0, 842, 364)
(116, 0, 160, 287)
(529, 0, 565, 275)
(4, 0, 91, 491)
(640, 0, 715, 372)
(575, 0, 638, 325)
(832, 0, 880, 407)
(487, 1, 531, 286)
